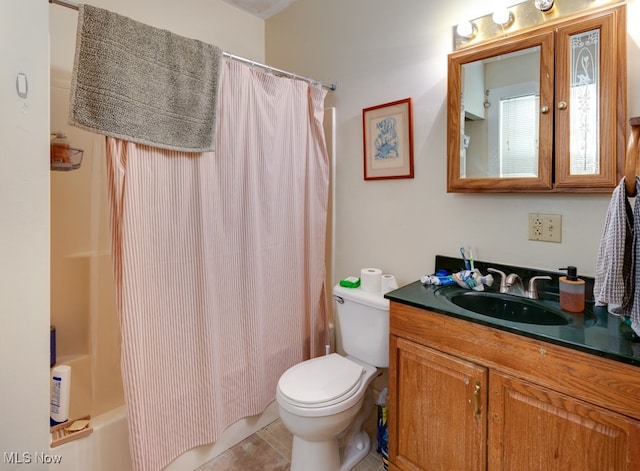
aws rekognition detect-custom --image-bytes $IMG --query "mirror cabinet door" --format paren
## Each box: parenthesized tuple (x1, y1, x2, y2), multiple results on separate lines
(554, 7, 625, 189)
(447, 32, 555, 192)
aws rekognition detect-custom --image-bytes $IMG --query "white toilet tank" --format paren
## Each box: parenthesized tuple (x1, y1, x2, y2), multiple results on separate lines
(333, 284, 390, 368)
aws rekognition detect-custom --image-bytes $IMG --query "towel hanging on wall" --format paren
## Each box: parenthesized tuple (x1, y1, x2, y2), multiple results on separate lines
(69, 4, 222, 152)
(594, 177, 634, 312)
(596, 117, 640, 336)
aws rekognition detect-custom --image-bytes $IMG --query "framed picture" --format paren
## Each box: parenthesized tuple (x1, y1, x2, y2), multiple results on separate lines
(362, 98, 414, 180)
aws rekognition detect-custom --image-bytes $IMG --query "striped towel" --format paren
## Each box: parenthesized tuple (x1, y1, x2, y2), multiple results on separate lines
(594, 177, 634, 313)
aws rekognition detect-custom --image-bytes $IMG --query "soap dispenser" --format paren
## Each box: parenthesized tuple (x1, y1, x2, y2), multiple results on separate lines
(558, 266, 585, 313)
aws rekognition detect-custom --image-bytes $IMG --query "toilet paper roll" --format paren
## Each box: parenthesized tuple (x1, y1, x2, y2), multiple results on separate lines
(360, 268, 382, 293)
(381, 274, 399, 294)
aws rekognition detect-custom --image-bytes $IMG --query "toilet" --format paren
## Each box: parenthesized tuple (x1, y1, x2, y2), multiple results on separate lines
(276, 283, 389, 471)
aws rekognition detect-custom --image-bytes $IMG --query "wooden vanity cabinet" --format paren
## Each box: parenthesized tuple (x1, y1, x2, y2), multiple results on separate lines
(489, 371, 640, 470)
(390, 336, 487, 471)
(388, 301, 640, 471)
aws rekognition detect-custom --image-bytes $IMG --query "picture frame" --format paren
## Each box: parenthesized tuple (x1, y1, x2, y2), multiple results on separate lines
(362, 98, 414, 180)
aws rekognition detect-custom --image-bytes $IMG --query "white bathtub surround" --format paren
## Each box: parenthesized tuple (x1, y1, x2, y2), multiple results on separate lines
(104, 59, 330, 470)
(50, 402, 281, 471)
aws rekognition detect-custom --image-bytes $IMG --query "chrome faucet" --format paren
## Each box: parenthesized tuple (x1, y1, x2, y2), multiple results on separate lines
(527, 275, 552, 299)
(487, 268, 551, 299)
(505, 273, 525, 297)
(487, 268, 509, 293)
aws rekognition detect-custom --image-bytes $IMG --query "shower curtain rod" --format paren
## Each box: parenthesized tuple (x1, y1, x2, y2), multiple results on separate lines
(49, 0, 337, 91)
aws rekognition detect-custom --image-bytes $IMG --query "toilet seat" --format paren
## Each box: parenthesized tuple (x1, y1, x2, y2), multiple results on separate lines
(278, 354, 365, 409)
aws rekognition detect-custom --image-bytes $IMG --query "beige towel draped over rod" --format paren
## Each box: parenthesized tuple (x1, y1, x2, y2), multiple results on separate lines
(49, 0, 337, 91)
(624, 116, 640, 197)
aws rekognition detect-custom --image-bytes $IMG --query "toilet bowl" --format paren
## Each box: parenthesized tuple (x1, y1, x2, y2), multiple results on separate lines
(276, 283, 390, 471)
(277, 354, 378, 471)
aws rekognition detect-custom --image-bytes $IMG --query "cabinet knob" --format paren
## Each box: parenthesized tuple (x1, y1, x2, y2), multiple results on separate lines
(541, 105, 550, 114)
(557, 101, 568, 110)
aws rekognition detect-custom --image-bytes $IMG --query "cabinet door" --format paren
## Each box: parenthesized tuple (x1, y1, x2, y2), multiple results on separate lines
(447, 31, 555, 192)
(554, 5, 626, 189)
(389, 336, 487, 471)
(489, 370, 640, 470)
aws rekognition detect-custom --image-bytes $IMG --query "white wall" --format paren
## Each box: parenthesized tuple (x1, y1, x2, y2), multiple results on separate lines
(0, 1, 50, 469)
(266, 0, 640, 286)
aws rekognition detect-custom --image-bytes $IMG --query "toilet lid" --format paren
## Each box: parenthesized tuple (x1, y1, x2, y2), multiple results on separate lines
(278, 354, 365, 406)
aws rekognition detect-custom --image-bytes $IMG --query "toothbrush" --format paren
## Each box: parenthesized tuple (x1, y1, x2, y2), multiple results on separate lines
(460, 247, 470, 270)
(468, 247, 475, 271)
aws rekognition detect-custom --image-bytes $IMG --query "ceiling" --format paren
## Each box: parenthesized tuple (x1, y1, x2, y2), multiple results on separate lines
(224, 0, 298, 18)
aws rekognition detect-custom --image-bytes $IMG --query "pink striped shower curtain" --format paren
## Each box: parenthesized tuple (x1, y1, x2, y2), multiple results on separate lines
(105, 59, 329, 471)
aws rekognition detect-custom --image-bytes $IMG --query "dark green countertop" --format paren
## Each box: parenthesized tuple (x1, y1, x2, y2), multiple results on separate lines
(385, 265, 640, 368)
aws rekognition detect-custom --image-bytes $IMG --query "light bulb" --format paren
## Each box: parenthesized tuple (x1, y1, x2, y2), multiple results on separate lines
(534, 0, 554, 12)
(456, 21, 475, 39)
(492, 8, 512, 26)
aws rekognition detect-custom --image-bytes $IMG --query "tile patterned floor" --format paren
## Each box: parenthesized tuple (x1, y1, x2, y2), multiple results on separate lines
(196, 418, 386, 471)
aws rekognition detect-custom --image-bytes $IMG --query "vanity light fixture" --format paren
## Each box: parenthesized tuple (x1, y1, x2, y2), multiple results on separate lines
(534, 0, 554, 12)
(453, 0, 615, 51)
(456, 20, 476, 39)
(492, 7, 513, 27)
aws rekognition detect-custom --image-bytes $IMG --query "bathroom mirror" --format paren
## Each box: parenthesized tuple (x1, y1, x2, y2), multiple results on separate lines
(461, 47, 542, 179)
(447, 5, 626, 193)
(448, 32, 554, 192)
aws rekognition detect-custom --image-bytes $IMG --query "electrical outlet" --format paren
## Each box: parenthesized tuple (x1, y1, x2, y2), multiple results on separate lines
(529, 214, 543, 239)
(528, 213, 562, 243)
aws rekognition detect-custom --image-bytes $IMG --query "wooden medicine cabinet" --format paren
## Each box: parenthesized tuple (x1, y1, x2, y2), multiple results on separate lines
(447, 4, 626, 193)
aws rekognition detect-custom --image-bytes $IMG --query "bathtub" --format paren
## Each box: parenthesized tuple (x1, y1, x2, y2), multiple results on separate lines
(50, 405, 131, 471)
(50, 401, 280, 471)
